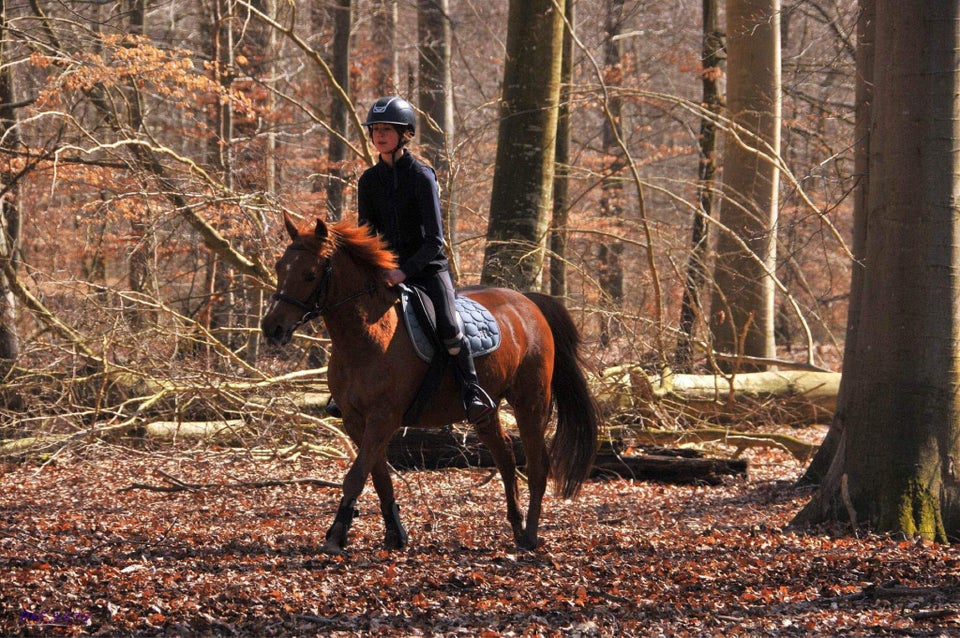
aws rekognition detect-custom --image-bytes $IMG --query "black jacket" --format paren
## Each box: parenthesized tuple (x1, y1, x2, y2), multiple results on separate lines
(357, 151, 448, 279)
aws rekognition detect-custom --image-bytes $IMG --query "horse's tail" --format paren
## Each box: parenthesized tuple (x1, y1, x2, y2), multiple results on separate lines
(524, 292, 600, 499)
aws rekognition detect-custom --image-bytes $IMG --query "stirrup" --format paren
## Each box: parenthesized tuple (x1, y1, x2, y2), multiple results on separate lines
(464, 386, 496, 423)
(466, 400, 495, 424)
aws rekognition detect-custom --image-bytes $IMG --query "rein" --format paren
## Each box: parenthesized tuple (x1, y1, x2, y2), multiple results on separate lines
(270, 260, 378, 331)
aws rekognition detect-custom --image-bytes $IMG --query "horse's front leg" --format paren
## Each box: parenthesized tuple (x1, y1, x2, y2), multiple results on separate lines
(321, 426, 390, 555)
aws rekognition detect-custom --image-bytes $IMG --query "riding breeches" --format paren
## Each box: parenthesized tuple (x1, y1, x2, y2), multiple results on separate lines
(408, 269, 463, 350)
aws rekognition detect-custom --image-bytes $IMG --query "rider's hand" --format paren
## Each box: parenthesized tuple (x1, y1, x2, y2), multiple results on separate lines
(384, 269, 407, 287)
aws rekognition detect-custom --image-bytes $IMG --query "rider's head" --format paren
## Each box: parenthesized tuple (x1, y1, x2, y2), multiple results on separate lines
(363, 96, 416, 156)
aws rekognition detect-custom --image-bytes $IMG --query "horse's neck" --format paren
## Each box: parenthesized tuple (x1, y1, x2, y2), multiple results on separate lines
(322, 276, 398, 354)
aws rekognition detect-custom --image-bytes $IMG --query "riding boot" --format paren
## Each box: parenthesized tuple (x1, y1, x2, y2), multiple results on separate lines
(324, 397, 342, 418)
(451, 339, 496, 423)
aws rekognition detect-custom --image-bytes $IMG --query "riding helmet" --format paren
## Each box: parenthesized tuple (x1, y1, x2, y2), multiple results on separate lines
(363, 96, 416, 134)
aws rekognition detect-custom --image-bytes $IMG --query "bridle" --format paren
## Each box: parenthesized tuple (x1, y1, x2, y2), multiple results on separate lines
(269, 254, 377, 332)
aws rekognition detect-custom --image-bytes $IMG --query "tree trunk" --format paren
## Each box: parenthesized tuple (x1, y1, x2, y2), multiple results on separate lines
(371, 0, 397, 94)
(549, 0, 574, 298)
(798, 0, 872, 486)
(709, 0, 781, 370)
(325, 0, 352, 221)
(125, 0, 153, 332)
(480, 0, 565, 290)
(417, 0, 456, 255)
(675, 0, 723, 371)
(597, 0, 625, 346)
(597, 366, 839, 425)
(793, 0, 960, 542)
(208, 0, 237, 363)
(0, 0, 19, 373)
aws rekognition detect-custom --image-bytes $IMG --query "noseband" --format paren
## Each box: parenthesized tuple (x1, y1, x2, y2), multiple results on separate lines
(270, 258, 377, 332)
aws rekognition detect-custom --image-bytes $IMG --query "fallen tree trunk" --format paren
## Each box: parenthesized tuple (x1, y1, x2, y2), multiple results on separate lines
(591, 452, 747, 485)
(387, 426, 748, 485)
(594, 367, 840, 425)
(627, 426, 820, 461)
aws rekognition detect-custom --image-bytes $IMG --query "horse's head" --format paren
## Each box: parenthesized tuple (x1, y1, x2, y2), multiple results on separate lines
(260, 213, 334, 347)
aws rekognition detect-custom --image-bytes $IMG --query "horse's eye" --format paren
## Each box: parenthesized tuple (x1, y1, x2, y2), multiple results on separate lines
(304, 270, 318, 282)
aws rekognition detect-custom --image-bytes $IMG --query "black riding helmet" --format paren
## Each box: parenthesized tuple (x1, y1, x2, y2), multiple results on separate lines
(363, 96, 416, 134)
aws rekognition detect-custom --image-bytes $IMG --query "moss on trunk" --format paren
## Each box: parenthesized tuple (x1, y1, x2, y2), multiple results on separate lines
(887, 479, 948, 543)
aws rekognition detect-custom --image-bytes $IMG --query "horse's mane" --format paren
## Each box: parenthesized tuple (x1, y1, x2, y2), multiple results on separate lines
(328, 221, 398, 272)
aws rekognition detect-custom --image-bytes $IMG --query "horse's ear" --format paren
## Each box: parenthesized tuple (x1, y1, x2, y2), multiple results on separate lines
(315, 218, 328, 242)
(283, 212, 299, 240)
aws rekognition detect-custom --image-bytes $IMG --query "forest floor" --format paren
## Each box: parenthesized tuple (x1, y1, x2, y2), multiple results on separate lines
(1, 430, 959, 637)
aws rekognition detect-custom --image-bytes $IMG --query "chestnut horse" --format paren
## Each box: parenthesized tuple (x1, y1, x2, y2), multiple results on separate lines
(260, 214, 600, 554)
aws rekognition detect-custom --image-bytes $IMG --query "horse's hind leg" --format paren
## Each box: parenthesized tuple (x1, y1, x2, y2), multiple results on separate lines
(511, 399, 552, 550)
(473, 412, 525, 545)
(517, 422, 550, 549)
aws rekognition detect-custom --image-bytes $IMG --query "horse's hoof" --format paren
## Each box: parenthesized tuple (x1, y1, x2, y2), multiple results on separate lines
(320, 540, 345, 555)
(321, 523, 348, 555)
(384, 529, 408, 551)
(514, 532, 540, 551)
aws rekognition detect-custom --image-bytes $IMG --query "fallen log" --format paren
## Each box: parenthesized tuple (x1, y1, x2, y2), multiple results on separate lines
(590, 453, 747, 485)
(593, 367, 840, 425)
(387, 426, 748, 485)
(628, 426, 820, 461)
(387, 426, 522, 470)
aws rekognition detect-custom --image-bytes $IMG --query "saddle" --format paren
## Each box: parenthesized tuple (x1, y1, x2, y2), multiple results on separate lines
(397, 283, 501, 425)
(398, 284, 501, 362)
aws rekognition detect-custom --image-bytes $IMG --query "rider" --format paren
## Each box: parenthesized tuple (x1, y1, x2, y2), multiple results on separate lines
(335, 96, 495, 424)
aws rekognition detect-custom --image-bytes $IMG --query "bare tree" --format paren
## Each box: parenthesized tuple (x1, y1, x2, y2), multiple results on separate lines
(596, 0, 625, 346)
(417, 0, 456, 249)
(372, 0, 398, 94)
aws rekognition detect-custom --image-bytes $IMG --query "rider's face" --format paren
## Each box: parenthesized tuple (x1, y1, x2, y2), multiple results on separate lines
(370, 124, 401, 156)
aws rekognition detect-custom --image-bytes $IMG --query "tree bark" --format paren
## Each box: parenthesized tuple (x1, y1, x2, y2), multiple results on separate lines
(798, 0, 872, 487)
(597, 366, 839, 425)
(709, 0, 781, 370)
(793, 0, 960, 542)
(549, 0, 574, 298)
(325, 0, 352, 221)
(417, 0, 456, 256)
(480, 0, 565, 290)
(597, 0, 625, 345)
(371, 0, 397, 94)
(675, 0, 723, 371)
(0, 0, 20, 374)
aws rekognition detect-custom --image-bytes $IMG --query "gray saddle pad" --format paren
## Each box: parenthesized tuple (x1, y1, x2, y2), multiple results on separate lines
(399, 286, 501, 363)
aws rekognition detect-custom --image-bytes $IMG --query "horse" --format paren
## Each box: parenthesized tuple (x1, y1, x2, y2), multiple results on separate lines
(260, 214, 600, 554)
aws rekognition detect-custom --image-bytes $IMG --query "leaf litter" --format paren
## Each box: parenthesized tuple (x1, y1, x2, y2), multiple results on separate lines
(1, 441, 958, 637)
